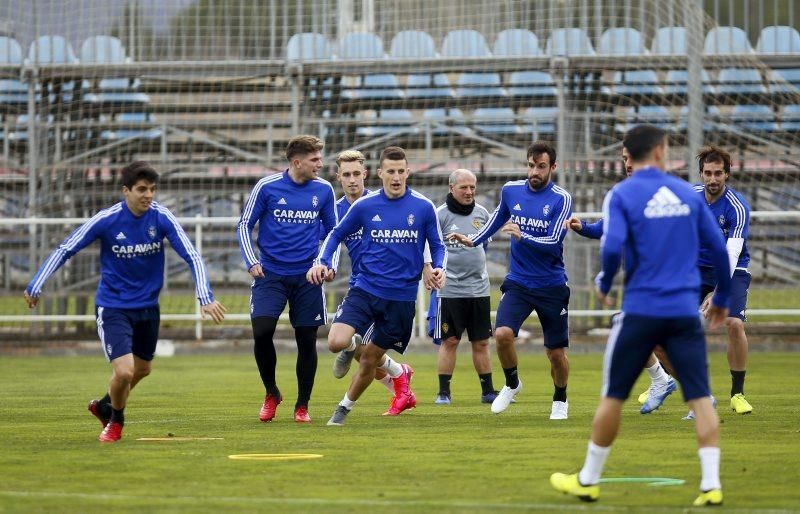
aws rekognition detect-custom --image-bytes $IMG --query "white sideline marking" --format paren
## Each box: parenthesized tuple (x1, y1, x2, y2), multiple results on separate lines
(0, 491, 797, 513)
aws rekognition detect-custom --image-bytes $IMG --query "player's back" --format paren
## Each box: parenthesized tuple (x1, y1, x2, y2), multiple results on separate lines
(608, 167, 707, 317)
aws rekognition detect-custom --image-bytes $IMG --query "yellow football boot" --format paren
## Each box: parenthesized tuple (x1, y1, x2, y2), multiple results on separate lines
(730, 393, 753, 414)
(693, 488, 723, 506)
(550, 473, 599, 502)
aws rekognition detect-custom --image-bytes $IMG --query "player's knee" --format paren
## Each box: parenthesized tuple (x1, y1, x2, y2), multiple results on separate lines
(546, 347, 568, 365)
(135, 365, 151, 379)
(494, 327, 515, 346)
(327, 331, 350, 353)
(442, 337, 460, 350)
(114, 367, 135, 384)
(725, 317, 744, 334)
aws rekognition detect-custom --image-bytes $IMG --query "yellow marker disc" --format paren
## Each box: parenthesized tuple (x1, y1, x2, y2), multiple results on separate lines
(137, 437, 224, 441)
(228, 453, 323, 461)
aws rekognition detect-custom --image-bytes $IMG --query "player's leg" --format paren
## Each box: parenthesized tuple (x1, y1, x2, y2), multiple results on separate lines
(551, 313, 657, 502)
(727, 270, 752, 414)
(639, 350, 677, 414)
(661, 317, 722, 506)
(129, 305, 159, 391)
(287, 274, 327, 422)
(491, 281, 533, 413)
(328, 341, 386, 426)
(93, 307, 136, 442)
(373, 298, 417, 415)
(534, 285, 570, 419)
(435, 297, 464, 404)
(465, 296, 496, 403)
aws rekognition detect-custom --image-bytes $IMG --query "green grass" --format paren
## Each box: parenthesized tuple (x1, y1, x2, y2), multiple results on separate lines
(1, 352, 799, 513)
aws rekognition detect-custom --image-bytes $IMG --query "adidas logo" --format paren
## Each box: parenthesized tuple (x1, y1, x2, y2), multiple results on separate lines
(115, 232, 126, 240)
(314, 313, 321, 321)
(644, 186, 690, 219)
(277, 197, 287, 205)
(394, 341, 403, 348)
(560, 308, 567, 316)
(372, 214, 382, 222)
(449, 223, 459, 231)
(513, 203, 522, 211)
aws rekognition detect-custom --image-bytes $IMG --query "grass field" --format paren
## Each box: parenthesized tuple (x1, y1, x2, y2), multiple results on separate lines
(1, 351, 798, 514)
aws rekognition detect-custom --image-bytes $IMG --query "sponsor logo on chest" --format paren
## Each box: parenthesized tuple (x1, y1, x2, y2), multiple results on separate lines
(111, 241, 163, 259)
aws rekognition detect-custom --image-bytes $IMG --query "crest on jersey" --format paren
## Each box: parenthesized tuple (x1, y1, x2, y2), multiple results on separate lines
(543, 204, 550, 216)
(312, 195, 319, 208)
(407, 214, 415, 226)
(147, 226, 157, 239)
(718, 215, 725, 227)
(441, 322, 449, 334)
(472, 218, 483, 229)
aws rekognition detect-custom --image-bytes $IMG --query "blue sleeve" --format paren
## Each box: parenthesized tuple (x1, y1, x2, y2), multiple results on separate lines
(597, 190, 627, 295)
(699, 203, 732, 308)
(159, 209, 215, 305)
(727, 193, 749, 240)
(425, 203, 446, 270)
(317, 200, 361, 268)
(577, 219, 604, 240)
(26, 213, 105, 296)
(472, 191, 510, 247)
(517, 193, 572, 256)
(320, 185, 338, 233)
(237, 181, 268, 270)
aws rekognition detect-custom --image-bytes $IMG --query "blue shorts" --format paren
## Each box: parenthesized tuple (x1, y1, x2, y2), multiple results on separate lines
(333, 288, 415, 354)
(333, 298, 374, 342)
(495, 280, 570, 349)
(699, 266, 750, 321)
(603, 313, 710, 402)
(95, 306, 160, 362)
(250, 271, 326, 327)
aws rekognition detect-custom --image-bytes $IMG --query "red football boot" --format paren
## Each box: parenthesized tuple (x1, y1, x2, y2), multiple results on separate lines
(392, 364, 414, 396)
(98, 421, 123, 443)
(294, 406, 311, 423)
(383, 390, 417, 416)
(259, 394, 282, 422)
(88, 399, 110, 428)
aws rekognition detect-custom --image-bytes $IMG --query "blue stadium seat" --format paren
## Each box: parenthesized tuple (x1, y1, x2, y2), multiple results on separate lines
(80, 36, 127, 63)
(730, 105, 777, 132)
(612, 70, 663, 95)
(651, 27, 687, 55)
(343, 74, 403, 100)
(1, 114, 55, 142)
(27, 35, 79, 64)
(455, 73, 506, 97)
(677, 105, 722, 132)
(338, 32, 385, 60)
(80, 36, 149, 104)
(546, 28, 595, 56)
(423, 108, 466, 135)
(781, 105, 800, 131)
(406, 73, 453, 98)
(598, 28, 647, 55)
(389, 30, 437, 58)
(101, 112, 161, 141)
(508, 71, 557, 96)
(356, 109, 415, 137)
(704, 27, 754, 54)
(0, 37, 26, 105)
(441, 30, 491, 58)
(757, 26, 800, 54)
(769, 68, 800, 92)
(522, 107, 558, 136)
(285, 33, 332, 60)
(616, 106, 672, 134)
(473, 108, 519, 135)
(664, 69, 715, 94)
(493, 29, 542, 56)
(717, 68, 765, 94)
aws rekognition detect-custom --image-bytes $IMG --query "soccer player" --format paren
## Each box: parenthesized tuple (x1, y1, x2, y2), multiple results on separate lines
(24, 161, 227, 443)
(308, 146, 447, 426)
(565, 146, 677, 415)
(237, 135, 337, 423)
(694, 145, 753, 416)
(450, 141, 573, 419)
(424, 169, 498, 405)
(550, 125, 731, 507)
(328, 149, 399, 397)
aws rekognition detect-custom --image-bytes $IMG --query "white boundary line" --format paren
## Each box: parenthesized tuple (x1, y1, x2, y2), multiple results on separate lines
(0, 490, 797, 513)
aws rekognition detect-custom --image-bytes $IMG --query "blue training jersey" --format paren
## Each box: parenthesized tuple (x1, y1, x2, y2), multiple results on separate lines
(238, 170, 337, 276)
(597, 167, 731, 317)
(336, 189, 371, 287)
(317, 188, 446, 301)
(472, 180, 572, 288)
(26, 201, 215, 309)
(693, 184, 750, 269)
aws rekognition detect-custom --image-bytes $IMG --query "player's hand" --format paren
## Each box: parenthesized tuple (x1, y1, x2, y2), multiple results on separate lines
(446, 232, 474, 247)
(23, 290, 38, 309)
(201, 301, 228, 324)
(422, 263, 436, 290)
(430, 268, 446, 290)
(501, 222, 522, 241)
(249, 263, 265, 278)
(306, 264, 329, 285)
(595, 286, 616, 308)
(705, 304, 729, 330)
(565, 216, 583, 231)
(324, 269, 336, 282)
(700, 295, 713, 318)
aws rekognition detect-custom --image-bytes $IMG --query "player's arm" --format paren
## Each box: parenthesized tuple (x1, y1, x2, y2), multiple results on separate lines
(454, 196, 509, 247)
(699, 203, 731, 327)
(319, 187, 340, 281)
(236, 181, 268, 278)
(24, 213, 106, 308)
(724, 194, 750, 277)
(568, 217, 603, 240)
(595, 190, 627, 306)
(424, 203, 447, 290)
(160, 211, 226, 323)
(508, 193, 573, 255)
(309, 202, 361, 285)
